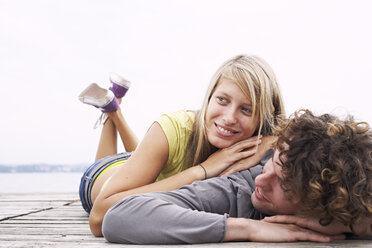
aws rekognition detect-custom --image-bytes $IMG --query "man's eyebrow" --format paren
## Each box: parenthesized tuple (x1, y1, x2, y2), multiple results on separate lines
(273, 161, 285, 181)
(277, 175, 284, 184)
(274, 160, 283, 167)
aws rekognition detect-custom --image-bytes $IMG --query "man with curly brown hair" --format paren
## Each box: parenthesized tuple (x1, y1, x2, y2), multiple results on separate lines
(101, 110, 372, 244)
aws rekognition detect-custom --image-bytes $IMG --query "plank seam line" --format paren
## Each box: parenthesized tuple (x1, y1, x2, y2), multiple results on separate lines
(0, 199, 79, 222)
(63, 199, 80, 206)
(0, 207, 53, 222)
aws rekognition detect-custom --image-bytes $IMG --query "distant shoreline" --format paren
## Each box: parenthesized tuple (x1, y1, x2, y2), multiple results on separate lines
(0, 164, 88, 173)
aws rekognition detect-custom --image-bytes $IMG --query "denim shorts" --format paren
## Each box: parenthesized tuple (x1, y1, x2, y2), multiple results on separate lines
(79, 152, 132, 213)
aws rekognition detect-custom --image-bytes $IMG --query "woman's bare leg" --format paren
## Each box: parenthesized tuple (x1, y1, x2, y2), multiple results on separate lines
(80, 78, 138, 203)
(95, 118, 118, 162)
(94, 96, 139, 160)
(107, 106, 139, 152)
(91, 106, 139, 203)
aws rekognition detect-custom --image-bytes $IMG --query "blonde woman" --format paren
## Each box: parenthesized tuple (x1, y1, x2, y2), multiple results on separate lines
(78, 55, 285, 236)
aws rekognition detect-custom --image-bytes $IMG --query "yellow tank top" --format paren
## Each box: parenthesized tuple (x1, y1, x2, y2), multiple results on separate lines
(98, 110, 196, 192)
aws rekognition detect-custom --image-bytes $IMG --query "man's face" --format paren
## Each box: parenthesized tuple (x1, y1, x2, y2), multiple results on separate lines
(251, 149, 301, 215)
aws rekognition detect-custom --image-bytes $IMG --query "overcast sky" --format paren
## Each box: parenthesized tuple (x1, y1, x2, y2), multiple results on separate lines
(1, 0, 371, 165)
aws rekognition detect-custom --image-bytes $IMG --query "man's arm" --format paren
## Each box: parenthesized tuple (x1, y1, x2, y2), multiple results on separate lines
(102, 192, 336, 244)
(101, 174, 248, 244)
(101, 172, 339, 244)
(102, 193, 227, 244)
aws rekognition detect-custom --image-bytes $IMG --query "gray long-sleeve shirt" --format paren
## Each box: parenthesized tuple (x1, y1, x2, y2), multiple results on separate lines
(102, 153, 271, 244)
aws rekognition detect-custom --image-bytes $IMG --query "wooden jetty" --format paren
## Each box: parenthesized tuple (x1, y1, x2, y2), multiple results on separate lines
(0, 192, 371, 247)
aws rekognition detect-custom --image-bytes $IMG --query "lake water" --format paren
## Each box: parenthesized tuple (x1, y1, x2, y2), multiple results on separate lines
(0, 173, 83, 193)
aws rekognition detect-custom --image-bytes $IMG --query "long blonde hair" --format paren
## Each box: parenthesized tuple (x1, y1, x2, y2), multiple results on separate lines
(186, 55, 285, 167)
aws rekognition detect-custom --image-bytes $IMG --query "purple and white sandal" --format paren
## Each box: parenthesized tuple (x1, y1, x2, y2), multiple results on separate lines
(79, 83, 119, 113)
(109, 73, 131, 98)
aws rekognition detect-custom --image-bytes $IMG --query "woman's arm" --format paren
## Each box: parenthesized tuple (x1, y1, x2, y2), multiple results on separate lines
(89, 122, 206, 236)
(90, 123, 263, 236)
(89, 122, 195, 236)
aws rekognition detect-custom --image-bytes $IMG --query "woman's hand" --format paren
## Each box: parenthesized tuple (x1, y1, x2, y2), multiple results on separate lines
(200, 136, 261, 178)
(218, 136, 277, 177)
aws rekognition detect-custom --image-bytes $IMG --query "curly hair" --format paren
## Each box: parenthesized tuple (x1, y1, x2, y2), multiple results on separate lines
(274, 109, 372, 226)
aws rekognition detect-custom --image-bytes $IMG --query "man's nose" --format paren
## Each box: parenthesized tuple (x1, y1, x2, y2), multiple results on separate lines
(256, 168, 275, 189)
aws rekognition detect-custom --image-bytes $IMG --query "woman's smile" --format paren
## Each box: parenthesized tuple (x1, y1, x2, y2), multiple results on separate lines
(214, 123, 239, 137)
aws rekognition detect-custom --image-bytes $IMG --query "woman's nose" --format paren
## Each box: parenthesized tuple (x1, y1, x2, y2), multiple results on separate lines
(223, 108, 238, 125)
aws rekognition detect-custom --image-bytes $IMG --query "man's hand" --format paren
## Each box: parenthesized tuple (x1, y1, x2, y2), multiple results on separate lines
(351, 217, 372, 236)
(264, 215, 350, 236)
(265, 215, 372, 237)
(224, 217, 345, 242)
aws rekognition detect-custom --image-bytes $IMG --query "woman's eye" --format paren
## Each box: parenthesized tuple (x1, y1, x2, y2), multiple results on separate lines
(241, 107, 252, 114)
(217, 96, 227, 103)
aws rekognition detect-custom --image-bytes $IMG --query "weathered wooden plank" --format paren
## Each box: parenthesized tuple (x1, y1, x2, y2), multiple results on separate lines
(0, 211, 87, 220)
(1, 222, 87, 226)
(0, 198, 78, 203)
(0, 227, 91, 235)
(1, 193, 372, 248)
(0, 192, 78, 201)
(0, 211, 40, 218)
(1, 221, 87, 225)
(1, 240, 372, 248)
(0, 202, 77, 208)
(24, 211, 88, 218)
(0, 234, 105, 242)
(4, 216, 88, 220)
(0, 242, 113, 248)
(0, 193, 80, 222)
(0, 241, 197, 248)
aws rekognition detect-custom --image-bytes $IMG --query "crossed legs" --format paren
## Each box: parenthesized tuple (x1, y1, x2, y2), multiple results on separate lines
(79, 74, 139, 203)
(96, 106, 139, 161)
(79, 73, 139, 162)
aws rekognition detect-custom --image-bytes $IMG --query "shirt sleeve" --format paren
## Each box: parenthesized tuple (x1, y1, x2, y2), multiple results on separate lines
(155, 111, 195, 180)
(102, 175, 246, 244)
